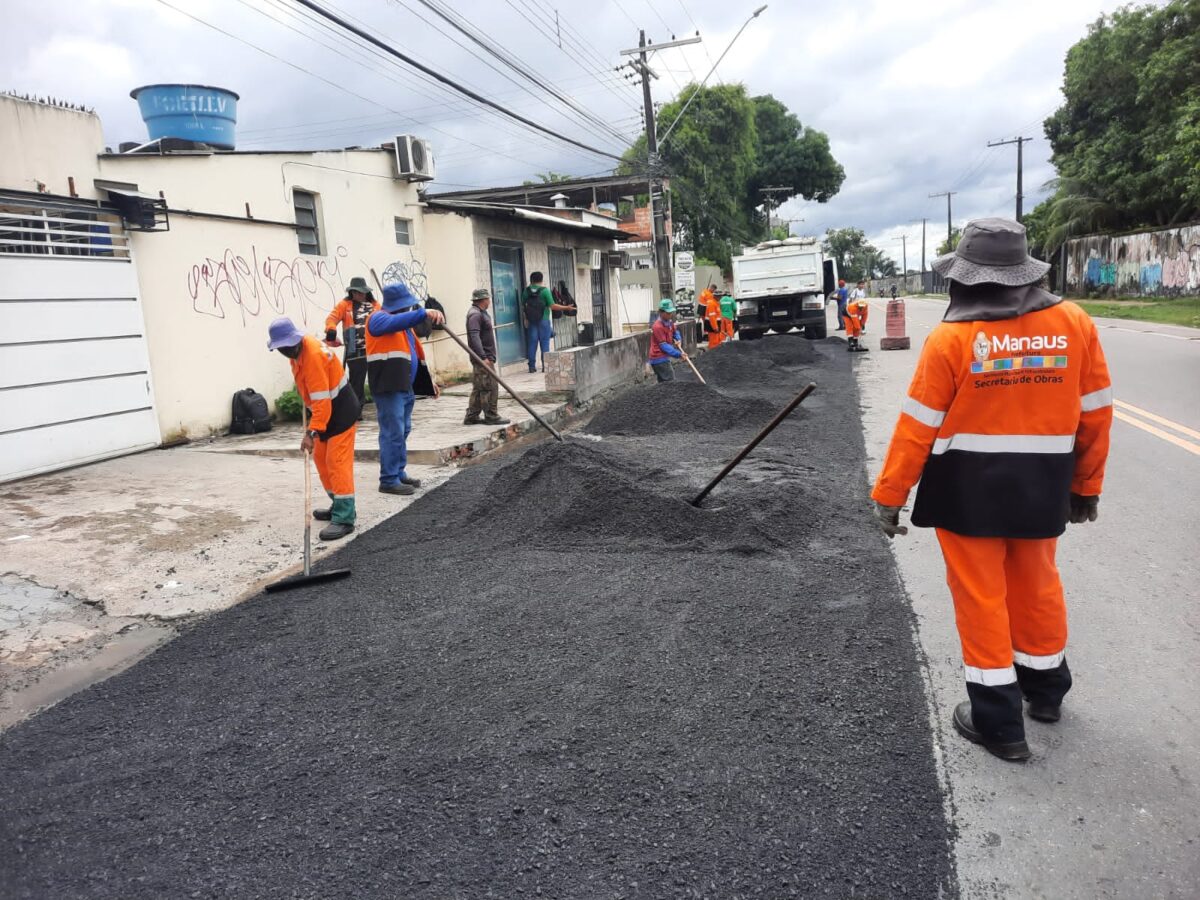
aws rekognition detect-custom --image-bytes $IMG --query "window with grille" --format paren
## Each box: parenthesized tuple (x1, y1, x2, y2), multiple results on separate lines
(394, 216, 412, 245)
(293, 189, 322, 255)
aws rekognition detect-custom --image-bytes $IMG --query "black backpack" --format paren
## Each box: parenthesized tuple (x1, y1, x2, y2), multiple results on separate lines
(523, 286, 545, 324)
(230, 388, 272, 434)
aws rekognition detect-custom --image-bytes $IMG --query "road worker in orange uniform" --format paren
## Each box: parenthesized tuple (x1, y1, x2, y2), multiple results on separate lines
(700, 285, 723, 350)
(324, 276, 379, 413)
(268, 317, 362, 541)
(844, 295, 870, 352)
(872, 218, 1112, 762)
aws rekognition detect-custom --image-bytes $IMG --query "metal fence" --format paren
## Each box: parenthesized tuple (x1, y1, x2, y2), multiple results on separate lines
(0, 199, 129, 259)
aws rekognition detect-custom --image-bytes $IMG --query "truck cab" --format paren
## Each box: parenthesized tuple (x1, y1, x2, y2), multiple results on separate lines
(731, 238, 838, 340)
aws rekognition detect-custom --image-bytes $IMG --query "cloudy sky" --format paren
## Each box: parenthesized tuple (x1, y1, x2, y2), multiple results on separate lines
(3, 0, 1153, 266)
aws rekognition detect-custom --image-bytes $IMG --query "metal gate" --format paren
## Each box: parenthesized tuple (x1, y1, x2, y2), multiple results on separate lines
(0, 195, 160, 482)
(547, 247, 578, 351)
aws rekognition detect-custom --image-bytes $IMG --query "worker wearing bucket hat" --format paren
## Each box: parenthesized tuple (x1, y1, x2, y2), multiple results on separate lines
(648, 298, 686, 383)
(268, 317, 361, 541)
(871, 218, 1112, 761)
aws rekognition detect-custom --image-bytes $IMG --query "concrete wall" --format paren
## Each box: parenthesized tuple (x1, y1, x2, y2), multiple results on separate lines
(420, 209, 478, 380)
(544, 325, 698, 402)
(0, 95, 104, 198)
(95, 150, 426, 441)
(1064, 223, 1200, 297)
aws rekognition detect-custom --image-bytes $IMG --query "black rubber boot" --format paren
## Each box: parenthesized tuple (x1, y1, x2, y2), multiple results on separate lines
(463, 415, 483, 425)
(312, 507, 332, 521)
(318, 522, 354, 541)
(1027, 702, 1062, 723)
(379, 483, 415, 496)
(400, 476, 422, 488)
(483, 415, 511, 425)
(953, 701, 1031, 762)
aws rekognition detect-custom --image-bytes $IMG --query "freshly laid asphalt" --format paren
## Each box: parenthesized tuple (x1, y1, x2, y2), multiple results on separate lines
(0, 337, 954, 898)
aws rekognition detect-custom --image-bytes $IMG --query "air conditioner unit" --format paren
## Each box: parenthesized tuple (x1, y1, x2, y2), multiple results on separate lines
(606, 251, 628, 269)
(575, 248, 603, 269)
(394, 135, 435, 182)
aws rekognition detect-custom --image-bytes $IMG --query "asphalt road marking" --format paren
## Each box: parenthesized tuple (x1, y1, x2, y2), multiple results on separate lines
(1098, 324, 1196, 341)
(1114, 400, 1200, 441)
(1113, 408, 1200, 456)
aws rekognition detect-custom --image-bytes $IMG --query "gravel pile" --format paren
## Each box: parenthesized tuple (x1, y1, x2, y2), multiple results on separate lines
(586, 381, 773, 436)
(0, 335, 954, 899)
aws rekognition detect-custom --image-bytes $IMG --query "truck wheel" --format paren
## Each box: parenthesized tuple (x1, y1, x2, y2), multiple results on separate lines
(770, 325, 793, 334)
(805, 321, 828, 340)
(740, 328, 764, 341)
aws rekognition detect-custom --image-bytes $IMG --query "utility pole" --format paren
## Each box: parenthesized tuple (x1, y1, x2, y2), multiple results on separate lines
(620, 31, 702, 304)
(988, 136, 1033, 221)
(929, 191, 957, 248)
(759, 186, 793, 239)
(901, 234, 907, 292)
(912, 217, 927, 294)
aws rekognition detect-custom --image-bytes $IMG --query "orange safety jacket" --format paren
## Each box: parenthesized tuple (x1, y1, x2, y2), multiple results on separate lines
(872, 298, 1112, 538)
(701, 292, 722, 333)
(364, 324, 426, 395)
(290, 335, 361, 439)
(325, 297, 379, 359)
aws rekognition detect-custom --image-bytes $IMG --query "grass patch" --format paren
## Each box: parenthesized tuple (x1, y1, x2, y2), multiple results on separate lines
(1072, 296, 1200, 329)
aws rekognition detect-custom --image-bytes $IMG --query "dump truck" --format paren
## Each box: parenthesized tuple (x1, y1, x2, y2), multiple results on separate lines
(731, 237, 838, 340)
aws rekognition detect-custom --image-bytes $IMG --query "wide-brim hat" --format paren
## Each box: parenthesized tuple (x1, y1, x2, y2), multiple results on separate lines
(266, 316, 304, 350)
(932, 217, 1050, 287)
(345, 276, 373, 295)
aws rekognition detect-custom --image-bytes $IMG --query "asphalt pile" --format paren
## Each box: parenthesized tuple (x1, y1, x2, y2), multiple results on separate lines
(586, 380, 774, 436)
(0, 335, 954, 899)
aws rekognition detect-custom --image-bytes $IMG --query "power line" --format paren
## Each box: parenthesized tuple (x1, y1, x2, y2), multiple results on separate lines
(291, 0, 625, 161)
(516, 0, 643, 103)
(411, 0, 636, 145)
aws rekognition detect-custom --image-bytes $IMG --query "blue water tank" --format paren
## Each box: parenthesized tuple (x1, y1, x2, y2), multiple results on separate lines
(130, 84, 240, 149)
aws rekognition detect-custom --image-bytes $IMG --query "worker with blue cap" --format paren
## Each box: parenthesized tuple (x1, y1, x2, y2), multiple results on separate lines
(267, 316, 361, 540)
(365, 282, 445, 496)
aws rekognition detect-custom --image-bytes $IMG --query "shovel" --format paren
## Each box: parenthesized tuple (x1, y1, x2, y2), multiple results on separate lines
(265, 403, 352, 592)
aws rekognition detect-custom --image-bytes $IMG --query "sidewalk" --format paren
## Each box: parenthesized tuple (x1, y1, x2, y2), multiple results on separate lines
(0, 365, 574, 728)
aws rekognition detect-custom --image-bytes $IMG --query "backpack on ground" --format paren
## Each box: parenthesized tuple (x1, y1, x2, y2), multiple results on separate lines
(230, 388, 272, 434)
(523, 286, 545, 325)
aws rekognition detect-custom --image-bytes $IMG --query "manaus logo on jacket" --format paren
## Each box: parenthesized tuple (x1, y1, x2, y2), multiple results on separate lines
(991, 333, 1069, 354)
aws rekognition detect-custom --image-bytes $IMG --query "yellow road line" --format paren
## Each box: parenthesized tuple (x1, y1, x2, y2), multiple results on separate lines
(1113, 409, 1200, 456)
(1114, 399, 1200, 441)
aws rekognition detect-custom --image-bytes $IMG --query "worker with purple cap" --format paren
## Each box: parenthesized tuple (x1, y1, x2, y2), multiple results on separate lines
(267, 316, 361, 541)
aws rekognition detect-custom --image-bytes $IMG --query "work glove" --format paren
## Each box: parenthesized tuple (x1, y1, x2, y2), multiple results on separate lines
(1069, 493, 1099, 524)
(874, 502, 909, 538)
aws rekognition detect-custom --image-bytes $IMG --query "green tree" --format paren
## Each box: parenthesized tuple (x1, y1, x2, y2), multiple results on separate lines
(1042, 0, 1200, 243)
(822, 227, 891, 282)
(522, 171, 574, 186)
(936, 227, 963, 257)
(621, 84, 844, 270)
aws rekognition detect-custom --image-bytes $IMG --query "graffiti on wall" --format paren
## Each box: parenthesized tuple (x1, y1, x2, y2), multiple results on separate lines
(1065, 224, 1200, 297)
(185, 245, 431, 325)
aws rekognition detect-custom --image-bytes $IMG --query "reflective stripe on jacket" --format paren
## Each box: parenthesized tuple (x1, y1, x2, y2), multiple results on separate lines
(365, 318, 426, 394)
(872, 298, 1112, 538)
(290, 335, 361, 438)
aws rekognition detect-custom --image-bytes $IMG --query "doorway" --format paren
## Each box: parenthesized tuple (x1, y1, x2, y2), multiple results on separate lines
(590, 264, 611, 340)
(487, 239, 526, 365)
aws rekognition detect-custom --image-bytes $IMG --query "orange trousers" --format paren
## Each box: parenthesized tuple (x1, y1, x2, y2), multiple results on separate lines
(707, 326, 723, 349)
(721, 318, 734, 341)
(314, 424, 357, 524)
(845, 313, 863, 338)
(936, 529, 1072, 741)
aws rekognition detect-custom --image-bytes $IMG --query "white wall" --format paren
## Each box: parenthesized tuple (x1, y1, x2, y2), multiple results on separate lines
(96, 150, 427, 440)
(0, 95, 104, 198)
(421, 210, 477, 379)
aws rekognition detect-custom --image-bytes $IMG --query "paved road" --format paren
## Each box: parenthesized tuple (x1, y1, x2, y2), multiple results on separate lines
(854, 298, 1200, 899)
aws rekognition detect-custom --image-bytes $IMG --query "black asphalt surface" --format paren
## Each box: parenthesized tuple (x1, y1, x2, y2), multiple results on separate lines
(0, 337, 955, 899)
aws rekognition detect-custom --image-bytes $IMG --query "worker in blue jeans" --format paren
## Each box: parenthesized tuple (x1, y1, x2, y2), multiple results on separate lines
(521, 270, 573, 373)
(365, 283, 445, 496)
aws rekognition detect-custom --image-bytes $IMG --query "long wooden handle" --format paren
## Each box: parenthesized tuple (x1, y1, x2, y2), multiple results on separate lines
(302, 403, 312, 577)
(684, 354, 706, 384)
(440, 324, 564, 443)
(690, 383, 817, 507)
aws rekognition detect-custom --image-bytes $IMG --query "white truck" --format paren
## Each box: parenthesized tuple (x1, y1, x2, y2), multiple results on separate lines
(731, 237, 838, 340)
